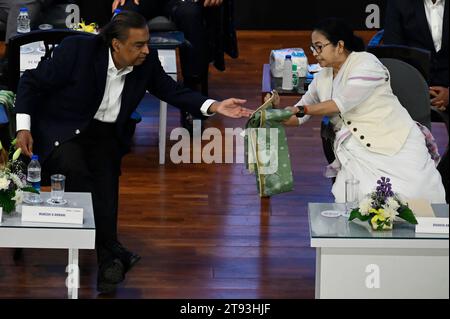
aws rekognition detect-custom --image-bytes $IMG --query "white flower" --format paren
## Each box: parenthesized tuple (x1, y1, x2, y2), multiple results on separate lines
(12, 189, 24, 204)
(359, 197, 372, 216)
(10, 173, 24, 188)
(381, 206, 398, 221)
(386, 196, 400, 211)
(0, 176, 10, 190)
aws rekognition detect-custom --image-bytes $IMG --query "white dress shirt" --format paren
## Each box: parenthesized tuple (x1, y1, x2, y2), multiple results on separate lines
(94, 50, 133, 122)
(16, 50, 215, 132)
(424, 0, 445, 52)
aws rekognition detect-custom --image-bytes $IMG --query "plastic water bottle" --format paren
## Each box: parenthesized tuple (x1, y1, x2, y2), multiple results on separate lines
(17, 7, 35, 54)
(26, 155, 41, 204)
(17, 7, 31, 34)
(292, 64, 299, 90)
(282, 55, 293, 90)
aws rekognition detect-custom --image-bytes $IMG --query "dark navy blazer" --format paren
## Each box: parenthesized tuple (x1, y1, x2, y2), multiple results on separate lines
(384, 0, 449, 88)
(15, 35, 208, 161)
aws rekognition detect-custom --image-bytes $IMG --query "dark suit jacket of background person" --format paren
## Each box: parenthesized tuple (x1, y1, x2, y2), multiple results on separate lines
(384, 0, 449, 90)
(14, 34, 208, 163)
(125, 0, 239, 72)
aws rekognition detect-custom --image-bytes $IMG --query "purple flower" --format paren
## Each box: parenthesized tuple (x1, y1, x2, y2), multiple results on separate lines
(375, 176, 395, 202)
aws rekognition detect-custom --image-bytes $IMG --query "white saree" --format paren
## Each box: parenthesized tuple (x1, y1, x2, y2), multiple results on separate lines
(296, 52, 446, 203)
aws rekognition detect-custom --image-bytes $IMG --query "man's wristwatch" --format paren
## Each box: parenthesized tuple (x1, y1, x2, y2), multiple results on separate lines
(295, 105, 306, 118)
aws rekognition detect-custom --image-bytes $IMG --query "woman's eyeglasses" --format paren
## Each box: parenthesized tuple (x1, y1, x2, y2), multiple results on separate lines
(310, 42, 332, 54)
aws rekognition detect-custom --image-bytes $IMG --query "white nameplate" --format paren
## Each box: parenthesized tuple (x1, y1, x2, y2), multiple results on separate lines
(415, 217, 449, 234)
(21, 205, 83, 225)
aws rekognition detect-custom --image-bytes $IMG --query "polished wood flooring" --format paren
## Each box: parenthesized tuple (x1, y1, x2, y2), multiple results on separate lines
(0, 31, 447, 299)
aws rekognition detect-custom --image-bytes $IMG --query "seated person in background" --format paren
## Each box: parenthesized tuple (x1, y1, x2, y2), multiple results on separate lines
(14, 11, 251, 293)
(384, 0, 448, 113)
(281, 18, 446, 204)
(112, 0, 238, 133)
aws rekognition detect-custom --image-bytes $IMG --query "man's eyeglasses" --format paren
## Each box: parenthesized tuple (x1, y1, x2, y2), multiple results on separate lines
(310, 42, 332, 54)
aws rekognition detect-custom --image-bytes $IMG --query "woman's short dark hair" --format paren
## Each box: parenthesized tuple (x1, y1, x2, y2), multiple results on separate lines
(313, 17, 365, 52)
(100, 10, 148, 49)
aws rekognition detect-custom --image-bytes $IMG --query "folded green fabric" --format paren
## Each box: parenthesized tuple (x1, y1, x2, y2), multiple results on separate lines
(245, 92, 294, 197)
(0, 90, 15, 110)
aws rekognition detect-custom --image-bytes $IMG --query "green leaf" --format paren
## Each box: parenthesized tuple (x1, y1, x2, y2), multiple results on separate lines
(0, 191, 16, 213)
(349, 208, 371, 222)
(397, 206, 418, 224)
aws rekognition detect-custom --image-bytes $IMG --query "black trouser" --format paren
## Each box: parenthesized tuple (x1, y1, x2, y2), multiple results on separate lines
(125, 0, 208, 80)
(42, 120, 122, 264)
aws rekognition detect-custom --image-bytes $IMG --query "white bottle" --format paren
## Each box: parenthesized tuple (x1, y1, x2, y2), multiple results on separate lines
(17, 7, 31, 34)
(282, 55, 293, 90)
(17, 7, 35, 54)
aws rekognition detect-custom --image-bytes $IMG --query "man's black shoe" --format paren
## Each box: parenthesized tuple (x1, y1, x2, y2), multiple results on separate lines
(107, 241, 141, 273)
(124, 251, 141, 273)
(97, 258, 125, 294)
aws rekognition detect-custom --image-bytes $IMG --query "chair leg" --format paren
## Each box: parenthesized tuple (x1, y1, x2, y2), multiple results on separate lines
(201, 65, 209, 96)
(13, 248, 23, 261)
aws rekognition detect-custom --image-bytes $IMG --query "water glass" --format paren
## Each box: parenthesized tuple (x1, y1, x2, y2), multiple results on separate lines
(343, 178, 360, 217)
(50, 174, 66, 204)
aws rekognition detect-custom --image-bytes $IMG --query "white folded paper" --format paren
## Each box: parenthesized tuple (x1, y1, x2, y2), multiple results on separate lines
(415, 217, 449, 234)
(21, 205, 83, 225)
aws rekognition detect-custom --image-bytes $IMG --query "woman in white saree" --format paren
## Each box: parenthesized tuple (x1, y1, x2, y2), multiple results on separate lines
(284, 18, 446, 203)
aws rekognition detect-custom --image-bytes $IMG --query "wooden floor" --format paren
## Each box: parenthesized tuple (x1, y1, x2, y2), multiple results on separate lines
(0, 31, 447, 299)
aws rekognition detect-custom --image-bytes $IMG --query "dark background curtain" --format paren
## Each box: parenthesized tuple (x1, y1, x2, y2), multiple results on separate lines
(234, 0, 387, 30)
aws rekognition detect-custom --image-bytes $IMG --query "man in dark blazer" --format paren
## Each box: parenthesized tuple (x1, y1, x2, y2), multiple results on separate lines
(384, 0, 448, 111)
(384, 0, 449, 204)
(14, 10, 250, 294)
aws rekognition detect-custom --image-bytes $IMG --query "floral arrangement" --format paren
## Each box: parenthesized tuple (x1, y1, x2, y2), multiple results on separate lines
(0, 140, 38, 214)
(74, 20, 98, 34)
(349, 177, 418, 230)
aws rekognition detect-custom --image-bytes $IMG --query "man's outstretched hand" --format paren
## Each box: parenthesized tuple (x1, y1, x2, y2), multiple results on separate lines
(16, 130, 34, 158)
(209, 99, 252, 118)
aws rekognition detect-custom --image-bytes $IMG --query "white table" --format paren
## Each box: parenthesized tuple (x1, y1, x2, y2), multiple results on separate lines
(0, 192, 95, 299)
(20, 44, 176, 165)
(308, 202, 449, 299)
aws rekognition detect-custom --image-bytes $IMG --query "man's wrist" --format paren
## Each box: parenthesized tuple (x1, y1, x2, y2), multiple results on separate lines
(208, 102, 219, 114)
